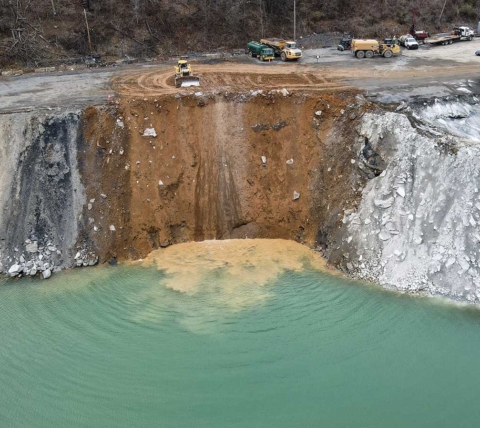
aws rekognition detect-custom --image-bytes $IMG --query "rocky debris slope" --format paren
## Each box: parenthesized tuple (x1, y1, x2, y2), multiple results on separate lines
(331, 98, 480, 303)
(0, 111, 97, 279)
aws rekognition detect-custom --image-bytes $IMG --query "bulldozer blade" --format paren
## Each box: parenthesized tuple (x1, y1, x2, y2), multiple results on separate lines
(176, 76, 200, 88)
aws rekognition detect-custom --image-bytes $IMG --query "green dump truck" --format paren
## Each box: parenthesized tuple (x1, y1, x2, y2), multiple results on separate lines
(246, 41, 275, 61)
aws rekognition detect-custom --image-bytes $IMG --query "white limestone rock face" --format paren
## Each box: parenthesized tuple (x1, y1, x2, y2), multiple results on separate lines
(332, 105, 480, 304)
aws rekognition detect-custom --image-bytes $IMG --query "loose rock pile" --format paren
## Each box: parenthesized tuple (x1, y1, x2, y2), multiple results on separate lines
(7, 236, 62, 279)
(6, 237, 98, 280)
(74, 248, 98, 268)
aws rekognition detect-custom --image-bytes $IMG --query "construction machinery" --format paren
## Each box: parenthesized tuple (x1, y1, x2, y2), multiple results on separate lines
(409, 9, 429, 44)
(426, 27, 475, 45)
(174, 59, 200, 88)
(260, 38, 302, 61)
(351, 39, 401, 58)
(337, 36, 353, 51)
(246, 41, 275, 61)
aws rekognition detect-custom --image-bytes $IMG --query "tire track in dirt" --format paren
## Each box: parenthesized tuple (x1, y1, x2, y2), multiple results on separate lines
(112, 64, 353, 97)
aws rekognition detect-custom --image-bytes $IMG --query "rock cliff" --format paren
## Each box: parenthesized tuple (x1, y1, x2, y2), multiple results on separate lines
(331, 96, 480, 303)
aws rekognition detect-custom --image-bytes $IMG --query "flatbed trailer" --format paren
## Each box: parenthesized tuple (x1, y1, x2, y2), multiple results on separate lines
(426, 27, 474, 45)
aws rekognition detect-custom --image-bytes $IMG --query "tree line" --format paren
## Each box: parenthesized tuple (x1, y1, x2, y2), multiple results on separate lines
(1, 0, 478, 66)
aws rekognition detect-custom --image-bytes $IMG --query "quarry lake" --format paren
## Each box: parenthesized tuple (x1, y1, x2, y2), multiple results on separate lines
(1, 239, 480, 428)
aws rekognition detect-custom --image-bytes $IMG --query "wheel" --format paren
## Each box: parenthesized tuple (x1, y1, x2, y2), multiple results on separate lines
(406, 45, 410, 49)
(365, 50, 374, 58)
(339, 45, 344, 51)
(383, 49, 393, 58)
(356, 50, 365, 59)
(449, 40, 453, 45)
(281, 52, 286, 61)
(248, 51, 253, 57)
(469, 36, 473, 41)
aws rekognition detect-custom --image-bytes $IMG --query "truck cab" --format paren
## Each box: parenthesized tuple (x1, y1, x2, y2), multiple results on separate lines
(259, 47, 275, 61)
(246, 41, 275, 61)
(454, 26, 474, 39)
(284, 41, 302, 60)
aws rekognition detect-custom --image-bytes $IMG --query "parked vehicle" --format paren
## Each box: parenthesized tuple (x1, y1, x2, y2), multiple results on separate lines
(260, 38, 302, 61)
(409, 10, 430, 43)
(476, 50, 480, 56)
(403, 36, 419, 49)
(337, 37, 352, 51)
(246, 42, 275, 61)
(413, 30, 430, 43)
(426, 27, 475, 45)
(351, 39, 400, 58)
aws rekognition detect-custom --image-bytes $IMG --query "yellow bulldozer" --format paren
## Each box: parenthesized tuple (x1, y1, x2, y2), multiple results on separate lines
(174, 59, 200, 88)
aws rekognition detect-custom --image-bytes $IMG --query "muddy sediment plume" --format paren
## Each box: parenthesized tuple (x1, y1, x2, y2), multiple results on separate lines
(143, 239, 332, 293)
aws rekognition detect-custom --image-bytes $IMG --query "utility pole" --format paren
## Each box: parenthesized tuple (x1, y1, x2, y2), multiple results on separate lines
(84, 9, 92, 53)
(50, 0, 57, 16)
(438, 0, 447, 27)
(293, 0, 296, 41)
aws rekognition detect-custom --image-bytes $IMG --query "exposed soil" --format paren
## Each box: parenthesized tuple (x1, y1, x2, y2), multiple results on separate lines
(111, 64, 353, 96)
(80, 90, 373, 263)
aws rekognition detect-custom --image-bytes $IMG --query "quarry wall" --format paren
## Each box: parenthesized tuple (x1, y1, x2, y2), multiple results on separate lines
(2, 91, 480, 303)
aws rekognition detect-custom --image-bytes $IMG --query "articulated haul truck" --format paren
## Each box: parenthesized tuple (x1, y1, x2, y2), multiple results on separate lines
(260, 38, 302, 61)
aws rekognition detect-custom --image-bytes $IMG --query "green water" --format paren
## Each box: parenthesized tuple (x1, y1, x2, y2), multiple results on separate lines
(1, 256, 480, 427)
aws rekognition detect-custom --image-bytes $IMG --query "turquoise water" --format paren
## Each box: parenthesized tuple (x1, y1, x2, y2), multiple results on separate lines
(1, 247, 480, 427)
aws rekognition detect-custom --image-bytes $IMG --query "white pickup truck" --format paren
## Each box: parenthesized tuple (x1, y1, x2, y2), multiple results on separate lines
(403, 36, 419, 50)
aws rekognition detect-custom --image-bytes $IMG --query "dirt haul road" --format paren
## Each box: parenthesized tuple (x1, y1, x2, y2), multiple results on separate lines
(111, 61, 479, 99)
(1, 45, 479, 112)
(111, 64, 352, 96)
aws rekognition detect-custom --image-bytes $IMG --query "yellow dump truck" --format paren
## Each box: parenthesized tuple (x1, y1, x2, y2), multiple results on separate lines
(260, 38, 302, 61)
(351, 39, 400, 58)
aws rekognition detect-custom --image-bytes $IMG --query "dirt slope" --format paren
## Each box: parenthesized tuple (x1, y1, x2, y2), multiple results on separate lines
(80, 89, 371, 263)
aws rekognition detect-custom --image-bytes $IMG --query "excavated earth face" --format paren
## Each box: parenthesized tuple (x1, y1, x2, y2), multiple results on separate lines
(80, 90, 370, 262)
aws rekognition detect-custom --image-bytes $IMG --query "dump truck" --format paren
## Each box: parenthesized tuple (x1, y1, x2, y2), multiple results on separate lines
(246, 41, 275, 61)
(426, 27, 474, 45)
(260, 38, 302, 61)
(174, 59, 200, 88)
(351, 39, 400, 58)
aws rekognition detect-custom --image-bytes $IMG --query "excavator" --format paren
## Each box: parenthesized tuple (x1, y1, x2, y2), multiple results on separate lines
(174, 58, 200, 88)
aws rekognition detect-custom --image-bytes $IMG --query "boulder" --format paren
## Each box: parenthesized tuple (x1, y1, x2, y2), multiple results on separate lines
(26, 242, 38, 253)
(143, 128, 157, 137)
(8, 264, 22, 276)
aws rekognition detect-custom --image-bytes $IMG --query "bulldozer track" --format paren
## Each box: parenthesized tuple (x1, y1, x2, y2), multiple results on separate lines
(111, 61, 479, 99)
(112, 64, 352, 97)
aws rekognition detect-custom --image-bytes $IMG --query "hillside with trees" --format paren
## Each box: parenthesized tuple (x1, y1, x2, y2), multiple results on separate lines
(1, 0, 479, 67)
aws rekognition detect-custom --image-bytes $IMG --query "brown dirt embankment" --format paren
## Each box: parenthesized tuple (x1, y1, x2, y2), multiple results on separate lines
(79, 90, 372, 264)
